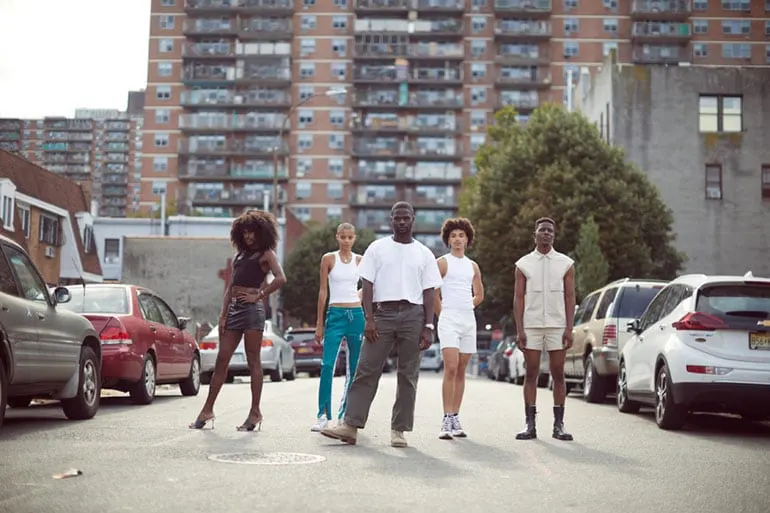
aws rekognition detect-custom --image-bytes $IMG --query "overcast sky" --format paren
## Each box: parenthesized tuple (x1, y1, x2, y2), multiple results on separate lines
(0, 0, 151, 118)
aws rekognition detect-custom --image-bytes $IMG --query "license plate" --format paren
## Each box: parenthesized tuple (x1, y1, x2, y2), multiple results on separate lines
(749, 332, 770, 350)
(298, 347, 312, 354)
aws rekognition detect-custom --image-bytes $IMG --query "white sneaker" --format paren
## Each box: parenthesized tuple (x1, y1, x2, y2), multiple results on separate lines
(311, 416, 329, 432)
(439, 415, 453, 440)
(451, 414, 467, 438)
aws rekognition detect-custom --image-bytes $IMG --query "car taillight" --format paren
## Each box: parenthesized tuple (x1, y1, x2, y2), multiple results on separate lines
(686, 365, 732, 375)
(199, 340, 217, 350)
(504, 348, 513, 357)
(602, 324, 617, 346)
(100, 318, 132, 345)
(672, 312, 727, 331)
(262, 339, 273, 347)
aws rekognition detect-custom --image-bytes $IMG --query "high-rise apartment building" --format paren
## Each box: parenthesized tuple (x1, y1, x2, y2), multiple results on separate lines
(0, 111, 143, 218)
(141, 0, 770, 253)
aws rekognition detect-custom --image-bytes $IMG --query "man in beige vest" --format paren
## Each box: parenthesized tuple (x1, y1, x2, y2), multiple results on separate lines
(513, 217, 576, 441)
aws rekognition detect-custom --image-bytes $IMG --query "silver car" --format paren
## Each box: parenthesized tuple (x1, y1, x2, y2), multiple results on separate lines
(0, 235, 101, 428)
(199, 320, 296, 384)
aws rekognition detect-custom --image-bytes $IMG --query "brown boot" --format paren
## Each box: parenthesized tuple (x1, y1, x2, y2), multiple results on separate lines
(320, 422, 358, 445)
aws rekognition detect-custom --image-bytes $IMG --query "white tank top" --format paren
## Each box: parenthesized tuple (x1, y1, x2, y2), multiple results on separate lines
(440, 253, 475, 311)
(328, 251, 361, 304)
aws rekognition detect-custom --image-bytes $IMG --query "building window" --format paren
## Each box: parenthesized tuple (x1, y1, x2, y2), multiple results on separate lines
(564, 18, 579, 34)
(17, 205, 30, 238)
(693, 0, 707, 9)
(161, 0, 175, 5)
(157, 62, 173, 77)
(156, 86, 171, 100)
(603, 18, 618, 34)
(762, 165, 770, 200)
(331, 16, 347, 30)
(151, 181, 167, 196)
(329, 110, 345, 127)
(722, 43, 751, 59)
(1, 195, 13, 230)
(328, 158, 344, 177)
(693, 20, 708, 34)
(705, 164, 723, 200)
(159, 39, 173, 52)
(82, 225, 94, 253)
(153, 156, 168, 172)
(721, 0, 750, 11)
(155, 109, 170, 124)
(327, 183, 343, 200)
(104, 239, 120, 264)
(39, 214, 60, 246)
(154, 133, 170, 147)
(298, 109, 314, 127)
(693, 43, 708, 57)
(327, 206, 343, 220)
(295, 181, 311, 199)
(698, 95, 742, 133)
(564, 42, 579, 57)
(159, 15, 175, 29)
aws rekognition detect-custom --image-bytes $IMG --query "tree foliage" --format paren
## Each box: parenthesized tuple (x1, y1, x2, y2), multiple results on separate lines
(572, 216, 609, 302)
(461, 104, 685, 325)
(282, 221, 376, 324)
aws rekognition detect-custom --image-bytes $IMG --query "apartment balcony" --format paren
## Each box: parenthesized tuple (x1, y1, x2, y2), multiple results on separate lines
(351, 116, 464, 136)
(354, 43, 464, 60)
(178, 162, 289, 182)
(495, 47, 551, 65)
(100, 206, 126, 217)
(184, 0, 294, 16)
(632, 44, 691, 64)
(235, 65, 292, 87)
(181, 90, 292, 109)
(351, 189, 458, 208)
(413, 0, 464, 14)
(103, 120, 130, 131)
(44, 119, 94, 131)
(496, 96, 540, 113)
(182, 65, 235, 85)
(356, 214, 450, 234)
(101, 197, 128, 208)
(0, 119, 22, 130)
(494, 20, 552, 41)
(352, 65, 463, 85)
(183, 18, 236, 36)
(495, 70, 552, 89)
(102, 186, 128, 197)
(102, 173, 129, 185)
(238, 18, 293, 40)
(179, 139, 288, 158)
(352, 140, 463, 160)
(493, 0, 552, 17)
(355, 18, 464, 38)
(182, 42, 236, 60)
(631, 22, 692, 43)
(0, 142, 20, 152)
(0, 131, 20, 141)
(178, 114, 284, 134)
(353, 164, 462, 183)
(104, 153, 130, 163)
(353, 0, 410, 15)
(64, 143, 92, 152)
(630, 0, 691, 21)
(189, 187, 278, 208)
(351, 92, 464, 110)
(104, 133, 130, 142)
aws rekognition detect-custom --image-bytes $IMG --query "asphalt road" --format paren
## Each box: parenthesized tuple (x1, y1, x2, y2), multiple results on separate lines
(1, 371, 769, 513)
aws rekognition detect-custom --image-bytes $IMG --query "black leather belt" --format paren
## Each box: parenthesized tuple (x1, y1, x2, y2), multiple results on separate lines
(376, 300, 413, 310)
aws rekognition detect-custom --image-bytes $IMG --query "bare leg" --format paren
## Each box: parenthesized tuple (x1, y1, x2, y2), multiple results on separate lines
(195, 329, 241, 420)
(522, 349, 542, 405)
(241, 329, 265, 426)
(441, 348, 459, 414)
(548, 349, 567, 406)
(451, 353, 472, 413)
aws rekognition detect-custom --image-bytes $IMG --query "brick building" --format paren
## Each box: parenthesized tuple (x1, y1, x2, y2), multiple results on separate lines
(140, 0, 770, 253)
(0, 150, 104, 284)
(575, 52, 770, 276)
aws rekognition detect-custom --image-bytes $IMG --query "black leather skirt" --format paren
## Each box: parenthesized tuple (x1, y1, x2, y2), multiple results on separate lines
(224, 298, 266, 332)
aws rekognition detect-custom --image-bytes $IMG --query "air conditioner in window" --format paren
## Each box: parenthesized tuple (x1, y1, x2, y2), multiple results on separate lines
(44, 246, 56, 258)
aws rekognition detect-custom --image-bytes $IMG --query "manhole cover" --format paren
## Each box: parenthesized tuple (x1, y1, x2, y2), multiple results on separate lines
(208, 452, 326, 465)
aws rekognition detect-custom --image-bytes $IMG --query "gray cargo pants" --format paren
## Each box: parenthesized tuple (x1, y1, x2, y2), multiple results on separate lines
(343, 301, 424, 432)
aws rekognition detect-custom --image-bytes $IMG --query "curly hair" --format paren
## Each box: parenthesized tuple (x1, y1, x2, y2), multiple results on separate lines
(230, 209, 279, 253)
(440, 217, 475, 247)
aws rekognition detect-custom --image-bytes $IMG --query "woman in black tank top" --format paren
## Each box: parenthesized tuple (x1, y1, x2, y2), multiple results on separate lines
(189, 209, 287, 432)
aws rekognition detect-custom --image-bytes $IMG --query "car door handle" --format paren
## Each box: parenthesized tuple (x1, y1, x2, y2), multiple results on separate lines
(659, 324, 666, 330)
(37, 313, 45, 320)
(582, 327, 589, 332)
(0, 304, 8, 312)
(150, 326, 157, 333)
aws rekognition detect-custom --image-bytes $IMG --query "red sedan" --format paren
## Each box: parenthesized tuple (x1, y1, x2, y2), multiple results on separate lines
(58, 284, 201, 404)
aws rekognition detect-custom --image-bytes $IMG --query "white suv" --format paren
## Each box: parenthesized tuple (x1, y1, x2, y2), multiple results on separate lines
(617, 273, 770, 430)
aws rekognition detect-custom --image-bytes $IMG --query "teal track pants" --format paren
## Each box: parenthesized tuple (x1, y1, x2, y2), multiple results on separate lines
(317, 306, 364, 420)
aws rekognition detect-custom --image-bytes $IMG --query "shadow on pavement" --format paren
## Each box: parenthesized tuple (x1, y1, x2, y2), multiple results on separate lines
(636, 410, 770, 446)
(443, 438, 520, 470)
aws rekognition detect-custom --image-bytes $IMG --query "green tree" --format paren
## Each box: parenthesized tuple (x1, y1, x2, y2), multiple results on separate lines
(461, 104, 685, 325)
(282, 221, 376, 324)
(571, 216, 609, 302)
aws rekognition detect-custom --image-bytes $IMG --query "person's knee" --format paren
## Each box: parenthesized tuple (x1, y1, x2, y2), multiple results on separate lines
(246, 350, 260, 370)
(550, 367, 565, 384)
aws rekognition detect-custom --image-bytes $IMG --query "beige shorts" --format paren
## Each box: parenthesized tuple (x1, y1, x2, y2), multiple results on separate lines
(523, 328, 566, 352)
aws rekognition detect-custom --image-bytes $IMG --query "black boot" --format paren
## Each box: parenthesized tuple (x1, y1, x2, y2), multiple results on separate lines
(552, 405, 574, 441)
(515, 405, 537, 440)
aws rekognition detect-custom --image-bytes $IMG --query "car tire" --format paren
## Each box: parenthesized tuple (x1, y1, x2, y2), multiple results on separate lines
(130, 355, 156, 405)
(0, 362, 7, 428)
(537, 373, 549, 388)
(270, 356, 283, 382)
(583, 354, 607, 403)
(616, 360, 641, 414)
(6, 397, 32, 408)
(655, 363, 686, 430)
(285, 359, 296, 381)
(179, 356, 201, 396)
(62, 346, 101, 421)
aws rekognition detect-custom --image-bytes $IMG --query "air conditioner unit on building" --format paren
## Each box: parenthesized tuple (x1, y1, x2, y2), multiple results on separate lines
(44, 246, 55, 258)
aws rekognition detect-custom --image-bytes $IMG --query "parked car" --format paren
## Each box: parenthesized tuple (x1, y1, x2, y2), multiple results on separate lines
(0, 235, 102, 427)
(487, 339, 512, 381)
(506, 342, 526, 385)
(618, 273, 770, 430)
(284, 327, 325, 377)
(57, 284, 201, 405)
(420, 342, 443, 372)
(562, 278, 668, 403)
(199, 320, 296, 383)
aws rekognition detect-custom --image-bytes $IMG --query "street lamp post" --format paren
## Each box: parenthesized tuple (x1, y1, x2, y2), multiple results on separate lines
(269, 87, 347, 327)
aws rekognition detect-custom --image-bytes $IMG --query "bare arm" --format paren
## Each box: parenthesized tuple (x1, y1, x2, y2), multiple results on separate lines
(423, 287, 436, 325)
(471, 261, 484, 308)
(260, 250, 287, 296)
(362, 279, 374, 320)
(514, 267, 526, 335)
(315, 254, 332, 329)
(434, 257, 448, 316)
(219, 259, 234, 320)
(563, 265, 576, 331)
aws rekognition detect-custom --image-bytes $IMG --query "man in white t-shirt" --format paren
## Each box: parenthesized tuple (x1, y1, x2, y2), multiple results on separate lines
(321, 201, 443, 448)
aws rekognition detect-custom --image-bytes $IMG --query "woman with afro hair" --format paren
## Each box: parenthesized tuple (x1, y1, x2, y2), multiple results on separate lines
(189, 209, 287, 432)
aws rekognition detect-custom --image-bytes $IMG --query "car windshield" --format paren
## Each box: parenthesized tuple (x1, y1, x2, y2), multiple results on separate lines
(289, 331, 316, 343)
(57, 287, 130, 314)
(615, 286, 664, 318)
(697, 284, 770, 320)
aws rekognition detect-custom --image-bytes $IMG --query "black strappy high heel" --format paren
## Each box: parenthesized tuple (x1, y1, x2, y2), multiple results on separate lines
(236, 414, 263, 432)
(188, 415, 215, 430)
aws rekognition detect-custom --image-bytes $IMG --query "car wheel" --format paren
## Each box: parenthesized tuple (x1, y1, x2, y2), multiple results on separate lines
(583, 354, 607, 403)
(62, 346, 101, 421)
(6, 396, 32, 408)
(130, 355, 156, 405)
(0, 362, 7, 428)
(270, 356, 283, 382)
(285, 359, 296, 381)
(537, 373, 549, 388)
(655, 363, 686, 430)
(179, 356, 201, 396)
(616, 360, 641, 414)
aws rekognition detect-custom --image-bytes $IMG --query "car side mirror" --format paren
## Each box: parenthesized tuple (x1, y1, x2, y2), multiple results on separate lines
(626, 319, 640, 334)
(178, 316, 190, 330)
(285, 334, 294, 342)
(53, 286, 71, 305)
